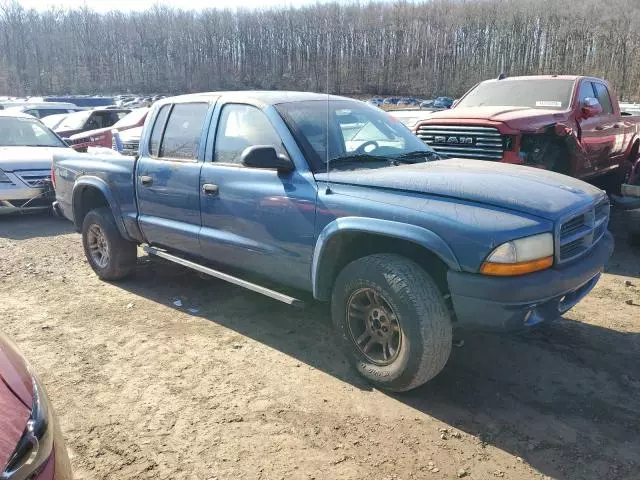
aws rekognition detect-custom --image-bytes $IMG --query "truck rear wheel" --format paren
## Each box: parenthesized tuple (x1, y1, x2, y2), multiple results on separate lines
(82, 207, 137, 281)
(331, 254, 452, 392)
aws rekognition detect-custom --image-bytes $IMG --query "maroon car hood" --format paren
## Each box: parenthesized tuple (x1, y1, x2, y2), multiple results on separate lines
(0, 334, 32, 407)
(0, 334, 32, 470)
(428, 106, 569, 132)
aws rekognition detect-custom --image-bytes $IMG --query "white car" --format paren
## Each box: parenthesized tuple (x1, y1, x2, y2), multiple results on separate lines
(0, 111, 74, 214)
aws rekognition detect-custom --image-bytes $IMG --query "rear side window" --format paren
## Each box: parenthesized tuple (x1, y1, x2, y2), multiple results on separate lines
(593, 83, 613, 114)
(149, 105, 171, 156)
(159, 103, 209, 160)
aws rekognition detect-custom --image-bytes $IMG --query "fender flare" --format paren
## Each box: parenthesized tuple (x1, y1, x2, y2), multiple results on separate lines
(311, 217, 461, 300)
(624, 134, 640, 161)
(71, 176, 131, 240)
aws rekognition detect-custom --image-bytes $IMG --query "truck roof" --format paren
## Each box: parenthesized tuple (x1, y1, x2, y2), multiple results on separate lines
(482, 75, 602, 84)
(159, 91, 352, 107)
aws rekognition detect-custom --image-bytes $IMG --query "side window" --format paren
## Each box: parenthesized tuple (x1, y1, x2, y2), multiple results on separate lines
(159, 102, 209, 160)
(24, 109, 40, 118)
(578, 81, 596, 104)
(213, 104, 284, 164)
(593, 83, 613, 114)
(149, 105, 171, 156)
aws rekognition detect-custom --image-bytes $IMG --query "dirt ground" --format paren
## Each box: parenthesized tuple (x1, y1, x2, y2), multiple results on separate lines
(1, 210, 639, 480)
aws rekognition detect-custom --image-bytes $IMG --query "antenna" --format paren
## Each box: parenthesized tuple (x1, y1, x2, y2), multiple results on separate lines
(325, 18, 331, 194)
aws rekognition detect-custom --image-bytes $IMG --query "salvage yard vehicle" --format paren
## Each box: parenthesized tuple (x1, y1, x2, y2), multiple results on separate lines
(416, 75, 640, 186)
(3, 103, 83, 119)
(54, 108, 130, 139)
(611, 159, 640, 244)
(52, 92, 613, 392)
(68, 107, 149, 153)
(0, 112, 74, 214)
(0, 332, 73, 480)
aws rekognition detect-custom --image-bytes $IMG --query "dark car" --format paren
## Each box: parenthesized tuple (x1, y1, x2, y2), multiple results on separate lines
(54, 108, 130, 138)
(0, 332, 72, 479)
(433, 96, 454, 109)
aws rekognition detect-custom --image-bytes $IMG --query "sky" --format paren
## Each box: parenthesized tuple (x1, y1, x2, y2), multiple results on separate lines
(16, 0, 325, 12)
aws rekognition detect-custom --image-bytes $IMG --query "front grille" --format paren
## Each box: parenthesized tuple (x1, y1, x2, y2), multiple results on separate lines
(122, 140, 139, 156)
(16, 171, 51, 187)
(415, 125, 504, 160)
(558, 197, 609, 263)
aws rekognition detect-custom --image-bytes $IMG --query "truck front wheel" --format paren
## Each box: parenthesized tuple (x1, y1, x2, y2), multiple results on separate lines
(331, 254, 452, 392)
(82, 207, 137, 281)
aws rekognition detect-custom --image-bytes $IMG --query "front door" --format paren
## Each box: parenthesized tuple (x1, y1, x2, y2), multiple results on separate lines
(136, 102, 211, 254)
(199, 103, 317, 289)
(577, 80, 617, 176)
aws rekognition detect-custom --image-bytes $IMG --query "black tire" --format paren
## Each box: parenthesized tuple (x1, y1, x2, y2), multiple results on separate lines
(331, 254, 452, 392)
(82, 207, 137, 281)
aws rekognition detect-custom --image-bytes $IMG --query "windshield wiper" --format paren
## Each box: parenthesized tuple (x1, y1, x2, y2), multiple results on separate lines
(391, 150, 442, 163)
(328, 154, 394, 168)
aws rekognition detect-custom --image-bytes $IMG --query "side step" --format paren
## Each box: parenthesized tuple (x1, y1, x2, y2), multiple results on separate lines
(143, 246, 305, 308)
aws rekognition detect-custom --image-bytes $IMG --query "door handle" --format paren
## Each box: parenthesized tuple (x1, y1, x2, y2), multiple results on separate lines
(139, 175, 153, 186)
(202, 183, 219, 195)
(613, 123, 623, 129)
(594, 125, 605, 131)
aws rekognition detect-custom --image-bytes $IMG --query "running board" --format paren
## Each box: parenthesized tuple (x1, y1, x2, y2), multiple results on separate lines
(143, 246, 305, 308)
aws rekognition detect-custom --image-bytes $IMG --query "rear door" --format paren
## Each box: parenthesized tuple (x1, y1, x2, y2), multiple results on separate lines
(136, 101, 211, 254)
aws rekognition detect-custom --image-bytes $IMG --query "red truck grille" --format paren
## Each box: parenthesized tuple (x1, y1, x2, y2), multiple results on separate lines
(416, 125, 504, 160)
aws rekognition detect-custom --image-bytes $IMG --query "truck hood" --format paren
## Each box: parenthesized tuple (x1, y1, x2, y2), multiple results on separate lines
(427, 106, 568, 132)
(315, 159, 604, 220)
(69, 126, 111, 141)
(0, 146, 70, 172)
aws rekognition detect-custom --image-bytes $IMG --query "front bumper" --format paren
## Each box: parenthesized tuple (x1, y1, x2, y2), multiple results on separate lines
(447, 231, 614, 331)
(0, 186, 53, 214)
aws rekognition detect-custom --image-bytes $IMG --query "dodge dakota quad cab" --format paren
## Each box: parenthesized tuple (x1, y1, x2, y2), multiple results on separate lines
(52, 92, 613, 392)
(416, 76, 640, 186)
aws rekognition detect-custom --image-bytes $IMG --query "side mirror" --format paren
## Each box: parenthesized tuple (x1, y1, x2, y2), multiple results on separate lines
(582, 97, 603, 118)
(241, 145, 294, 172)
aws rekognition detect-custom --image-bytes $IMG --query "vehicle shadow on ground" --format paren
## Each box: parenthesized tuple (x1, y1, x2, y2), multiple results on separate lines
(0, 213, 74, 240)
(605, 209, 640, 278)
(119, 255, 640, 480)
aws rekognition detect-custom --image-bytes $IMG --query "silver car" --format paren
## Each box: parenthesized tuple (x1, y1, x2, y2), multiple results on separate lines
(0, 111, 74, 214)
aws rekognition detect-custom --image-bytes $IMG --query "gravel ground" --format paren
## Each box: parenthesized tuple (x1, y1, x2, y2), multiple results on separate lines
(1, 210, 639, 480)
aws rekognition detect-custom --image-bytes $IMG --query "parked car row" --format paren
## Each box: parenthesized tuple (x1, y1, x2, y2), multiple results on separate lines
(367, 96, 455, 110)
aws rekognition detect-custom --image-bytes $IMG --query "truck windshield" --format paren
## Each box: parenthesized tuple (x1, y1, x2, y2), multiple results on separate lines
(57, 110, 91, 131)
(0, 117, 66, 147)
(456, 79, 575, 110)
(276, 99, 436, 171)
(113, 107, 149, 129)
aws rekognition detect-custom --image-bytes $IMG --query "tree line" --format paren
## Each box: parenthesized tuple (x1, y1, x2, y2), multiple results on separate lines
(0, 0, 639, 99)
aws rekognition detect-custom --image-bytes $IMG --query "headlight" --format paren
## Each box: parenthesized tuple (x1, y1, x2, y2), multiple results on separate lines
(480, 233, 554, 276)
(2, 378, 54, 480)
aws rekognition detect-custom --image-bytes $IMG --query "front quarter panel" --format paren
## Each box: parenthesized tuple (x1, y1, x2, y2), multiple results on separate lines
(313, 182, 553, 278)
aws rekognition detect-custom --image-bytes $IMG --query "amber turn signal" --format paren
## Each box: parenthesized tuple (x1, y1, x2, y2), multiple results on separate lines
(480, 256, 553, 276)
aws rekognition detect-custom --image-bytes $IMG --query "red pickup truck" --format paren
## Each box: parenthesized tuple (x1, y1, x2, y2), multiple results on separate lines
(415, 75, 639, 186)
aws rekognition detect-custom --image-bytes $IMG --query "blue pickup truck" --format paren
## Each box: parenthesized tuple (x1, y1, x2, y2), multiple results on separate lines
(52, 92, 614, 391)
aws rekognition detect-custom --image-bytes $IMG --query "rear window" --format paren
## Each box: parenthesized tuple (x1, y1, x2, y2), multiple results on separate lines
(158, 103, 209, 160)
(456, 79, 575, 110)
